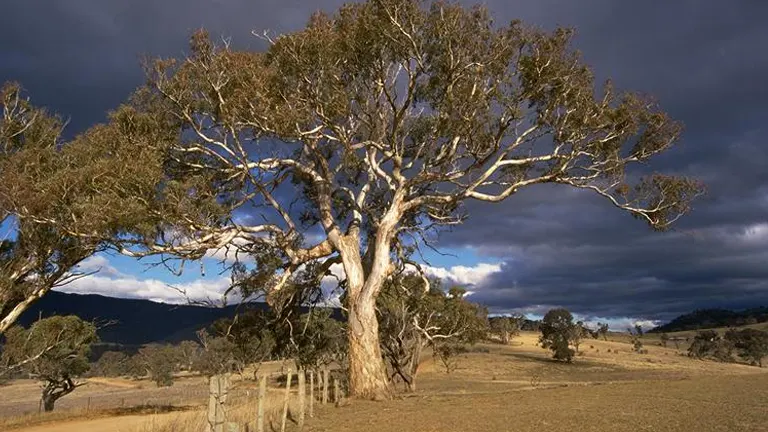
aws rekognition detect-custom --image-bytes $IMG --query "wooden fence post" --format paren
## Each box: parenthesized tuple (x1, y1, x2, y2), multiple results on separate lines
(298, 369, 306, 429)
(257, 374, 267, 432)
(322, 368, 329, 405)
(309, 370, 314, 418)
(280, 369, 293, 432)
(208, 374, 230, 432)
(333, 377, 340, 404)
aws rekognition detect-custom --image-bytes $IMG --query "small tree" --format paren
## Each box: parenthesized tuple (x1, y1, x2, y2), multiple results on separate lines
(378, 275, 487, 390)
(634, 324, 644, 338)
(133, 344, 180, 387)
(89, 351, 131, 377)
(687, 330, 732, 362)
(0, 315, 97, 411)
(174, 340, 202, 372)
(570, 321, 589, 353)
(660, 333, 670, 348)
(489, 314, 525, 345)
(289, 309, 347, 371)
(597, 323, 610, 341)
(725, 328, 768, 367)
(539, 308, 577, 362)
(193, 331, 242, 377)
(206, 309, 278, 376)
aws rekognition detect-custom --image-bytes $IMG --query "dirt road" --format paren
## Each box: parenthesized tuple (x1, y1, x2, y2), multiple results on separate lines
(13, 413, 174, 432)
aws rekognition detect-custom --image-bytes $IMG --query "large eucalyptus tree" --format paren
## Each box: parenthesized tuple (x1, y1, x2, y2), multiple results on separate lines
(96, 0, 702, 398)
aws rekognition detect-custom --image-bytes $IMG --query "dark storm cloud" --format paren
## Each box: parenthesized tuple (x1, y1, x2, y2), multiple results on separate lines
(2, 0, 767, 322)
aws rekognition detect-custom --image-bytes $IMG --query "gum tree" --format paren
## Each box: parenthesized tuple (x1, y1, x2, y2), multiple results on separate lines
(0, 81, 170, 335)
(1, 315, 97, 411)
(102, 0, 702, 398)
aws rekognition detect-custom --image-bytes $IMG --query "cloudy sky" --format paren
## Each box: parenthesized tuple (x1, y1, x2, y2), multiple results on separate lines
(2, 1, 767, 327)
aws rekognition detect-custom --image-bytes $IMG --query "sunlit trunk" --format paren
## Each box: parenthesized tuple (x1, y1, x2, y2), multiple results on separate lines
(347, 295, 392, 400)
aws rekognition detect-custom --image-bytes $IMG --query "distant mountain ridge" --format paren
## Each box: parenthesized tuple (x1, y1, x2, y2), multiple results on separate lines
(649, 307, 768, 333)
(17, 291, 264, 345)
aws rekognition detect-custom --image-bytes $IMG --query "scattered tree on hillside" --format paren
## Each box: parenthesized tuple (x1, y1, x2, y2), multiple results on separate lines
(627, 325, 646, 353)
(89, 351, 132, 377)
(206, 309, 277, 375)
(687, 330, 733, 362)
(660, 333, 670, 348)
(378, 275, 487, 390)
(63, 0, 703, 399)
(0, 315, 97, 411)
(539, 308, 578, 362)
(597, 323, 610, 341)
(132, 344, 180, 387)
(193, 331, 243, 377)
(174, 340, 202, 372)
(570, 321, 585, 353)
(489, 314, 525, 344)
(724, 328, 768, 367)
(634, 324, 644, 338)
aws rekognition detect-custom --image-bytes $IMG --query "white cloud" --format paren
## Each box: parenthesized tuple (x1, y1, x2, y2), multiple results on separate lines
(76, 255, 124, 277)
(424, 263, 502, 287)
(58, 271, 232, 305)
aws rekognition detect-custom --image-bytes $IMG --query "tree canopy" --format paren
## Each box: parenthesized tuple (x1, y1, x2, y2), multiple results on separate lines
(0, 315, 97, 411)
(539, 308, 578, 362)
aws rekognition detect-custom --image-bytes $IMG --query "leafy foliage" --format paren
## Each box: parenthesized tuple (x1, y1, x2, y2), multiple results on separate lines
(378, 275, 487, 390)
(0, 315, 97, 411)
(687, 330, 733, 362)
(133, 344, 180, 387)
(539, 308, 578, 362)
(724, 328, 768, 367)
(89, 351, 132, 377)
(489, 314, 525, 344)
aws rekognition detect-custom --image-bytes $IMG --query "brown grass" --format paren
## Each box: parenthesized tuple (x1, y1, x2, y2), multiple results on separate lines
(4, 332, 767, 432)
(130, 390, 291, 432)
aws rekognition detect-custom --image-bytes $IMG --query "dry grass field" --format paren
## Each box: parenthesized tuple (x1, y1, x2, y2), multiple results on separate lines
(2, 331, 767, 432)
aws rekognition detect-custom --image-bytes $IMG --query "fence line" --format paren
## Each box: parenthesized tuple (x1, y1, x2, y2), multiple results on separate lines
(207, 366, 344, 432)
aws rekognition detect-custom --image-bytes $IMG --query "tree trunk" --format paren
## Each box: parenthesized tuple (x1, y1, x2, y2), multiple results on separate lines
(42, 395, 56, 412)
(404, 340, 423, 392)
(347, 299, 391, 400)
(501, 331, 510, 345)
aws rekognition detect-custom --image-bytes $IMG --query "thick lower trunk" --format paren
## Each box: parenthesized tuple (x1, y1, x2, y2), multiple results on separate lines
(347, 300, 392, 400)
(41, 394, 56, 412)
